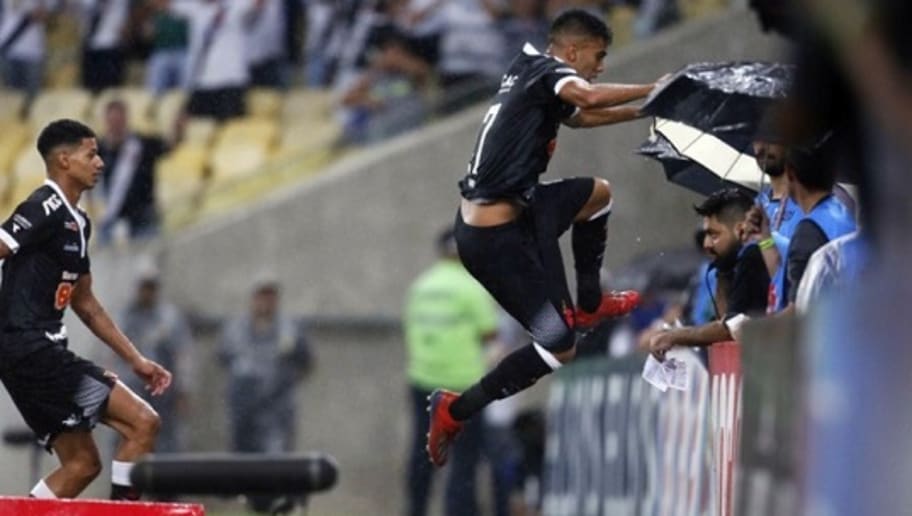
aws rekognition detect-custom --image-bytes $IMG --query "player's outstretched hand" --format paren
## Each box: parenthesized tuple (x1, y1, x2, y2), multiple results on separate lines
(132, 358, 172, 397)
(654, 73, 674, 89)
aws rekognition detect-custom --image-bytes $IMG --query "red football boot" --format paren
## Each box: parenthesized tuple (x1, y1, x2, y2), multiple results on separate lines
(573, 290, 641, 329)
(426, 389, 463, 467)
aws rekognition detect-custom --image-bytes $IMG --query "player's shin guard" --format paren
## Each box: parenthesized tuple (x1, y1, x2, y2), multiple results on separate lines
(449, 344, 557, 421)
(573, 210, 610, 312)
(110, 460, 140, 501)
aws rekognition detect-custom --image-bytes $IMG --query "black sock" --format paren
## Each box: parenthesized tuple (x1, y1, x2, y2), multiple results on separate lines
(450, 344, 554, 421)
(572, 213, 609, 312)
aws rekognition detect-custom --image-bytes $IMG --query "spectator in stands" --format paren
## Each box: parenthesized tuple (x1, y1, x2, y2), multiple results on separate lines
(0, 0, 54, 94)
(747, 135, 857, 311)
(141, 0, 190, 94)
(748, 115, 802, 312)
(437, 0, 508, 113)
(633, 0, 680, 39)
(397, 0, 446, 66)
(500, 0, 549, 60)
(96, 99, 167, 243)
(161, 0, 266, 121)
(78, 0, 132, 92)
(339, 29, 431, 144)
(218, 273, 313, 512)
(687, 228, 717, 325)
(403, 228, 497, 516)
(302, 0, 336, 86)
(115, 260, 194, 455)
(642, 189, 770, 359)
(246, 0, 288, 88)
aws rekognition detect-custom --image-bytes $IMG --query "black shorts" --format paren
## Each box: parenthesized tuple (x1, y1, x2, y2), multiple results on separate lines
(454, 177, 594, 352)
(0, 340, 115, 450)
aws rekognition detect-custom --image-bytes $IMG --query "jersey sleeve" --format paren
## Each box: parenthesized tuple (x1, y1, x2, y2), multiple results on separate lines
(0, 198, 56, 254)
(528, 57, 586, 119)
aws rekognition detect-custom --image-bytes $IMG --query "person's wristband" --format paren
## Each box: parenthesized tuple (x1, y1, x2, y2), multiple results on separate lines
(758, 237, 775, 250)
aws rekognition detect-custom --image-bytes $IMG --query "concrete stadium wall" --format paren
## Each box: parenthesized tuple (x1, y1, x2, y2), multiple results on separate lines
(0, 8, 787, 515)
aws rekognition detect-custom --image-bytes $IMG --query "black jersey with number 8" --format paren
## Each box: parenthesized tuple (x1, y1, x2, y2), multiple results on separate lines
(0, 182, 92, 356)
(459, 43, 585, 202)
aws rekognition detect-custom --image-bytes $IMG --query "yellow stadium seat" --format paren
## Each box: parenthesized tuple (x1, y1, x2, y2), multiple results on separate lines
(11, 146, 47, 202)
(246, 88, 283, 120)
(282, 88, 334, 124)
(0, 90, 26, 122)
(28, 89, 92, 131)
(155, 143, 209, 206)
(182, 117, 218, 146)
(216, 117, 278, 148)
(91, 87, 156, 135)
(154, 89, 188, 141)
(277, 117, 341, 156)
(209, 142, 267, 181)
(0, 122, 30, 173)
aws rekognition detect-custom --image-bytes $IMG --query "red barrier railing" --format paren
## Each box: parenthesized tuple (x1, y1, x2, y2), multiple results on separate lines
(708, 342, 743, 516)
(0, 497, 205, 516)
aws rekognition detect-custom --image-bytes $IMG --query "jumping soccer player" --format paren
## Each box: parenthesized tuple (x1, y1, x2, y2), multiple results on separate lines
(427, 9, 667, 466)
(0, 119, 171, 500)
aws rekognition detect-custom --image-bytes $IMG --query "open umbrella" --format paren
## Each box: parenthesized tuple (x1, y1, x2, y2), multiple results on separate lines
(642, 61, 794, 150)
(638, 117, 766, 196)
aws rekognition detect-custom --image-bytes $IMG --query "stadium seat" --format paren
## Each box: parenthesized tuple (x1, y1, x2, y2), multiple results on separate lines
(247, 88, 284, 120)
(154, 89, 188, 141)
(209, 142, 268, 181)
(182, 117, 218, 146)
(0, 122, 30, 173)
(216, 117, 279, 148)
(155, 143, 209, 207)
(28, 89, 92, 131)
(0, 90, 26, 123)
(11, 146, 47, 203)
(276, 117, 341, 158)
(91, 87, 156, 135)
(282, 88, 334, 125)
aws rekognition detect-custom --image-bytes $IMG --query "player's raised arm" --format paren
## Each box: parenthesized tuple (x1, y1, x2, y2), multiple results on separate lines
(70, 273, 172, 396)
(564, 104, 645, 128)
(559, 79, 656, 110)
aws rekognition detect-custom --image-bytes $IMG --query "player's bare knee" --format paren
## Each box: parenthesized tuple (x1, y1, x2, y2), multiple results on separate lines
(134, 407, 161, 446)
(592, 178, 612, 208)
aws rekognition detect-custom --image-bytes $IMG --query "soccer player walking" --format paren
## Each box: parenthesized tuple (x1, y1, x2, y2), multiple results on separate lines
(0, 120, 171, 500)
(428, 9, 667, 466)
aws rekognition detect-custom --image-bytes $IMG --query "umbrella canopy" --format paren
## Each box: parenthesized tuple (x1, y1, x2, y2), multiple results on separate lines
(642, 61, 794, 150)
(638, 118, 765, 196)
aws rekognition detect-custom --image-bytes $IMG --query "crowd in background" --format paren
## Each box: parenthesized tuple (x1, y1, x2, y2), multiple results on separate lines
(0, 0, 687, 138)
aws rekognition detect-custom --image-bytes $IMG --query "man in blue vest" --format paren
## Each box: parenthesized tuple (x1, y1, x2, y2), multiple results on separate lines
(781, 140, 856, 306)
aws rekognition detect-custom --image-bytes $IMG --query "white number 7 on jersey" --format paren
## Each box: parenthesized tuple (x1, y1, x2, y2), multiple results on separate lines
(468, 103, 502, 176)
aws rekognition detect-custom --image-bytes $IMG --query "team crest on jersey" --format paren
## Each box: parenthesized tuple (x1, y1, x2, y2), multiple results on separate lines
(499, 74, 518, 93)
(64, 221, 79, 232)
(42, 194, 63, 216)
